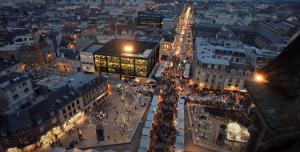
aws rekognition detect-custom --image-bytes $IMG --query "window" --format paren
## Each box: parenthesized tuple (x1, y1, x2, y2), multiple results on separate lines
(24, 88, 29, 93)
(63, 109, 66, 114)
(107, 56, 120, 73)
(231, 69, 236, 75)
(246, 71, 250, 77)
(68, 105, 71, 110)
(238, 71, 242, 76)
(212, 75, 216, 83)
(10, 89, 16, 93)
(72, 103, 75, 108)
(73, 109, 76, 114)
(22, 82, 27, 86)
(69, 112, 72, 117)
(13, 94, 19, 100)
(207, 64, 211, 69)
(214, 65, 218, 70)
(76, 100, 79, 105)
(121, 57, 134, 75)
(135, 59, 148, 77)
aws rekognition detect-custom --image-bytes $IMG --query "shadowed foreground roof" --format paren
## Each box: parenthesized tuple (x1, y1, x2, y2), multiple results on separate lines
(246, 33, 300, 131)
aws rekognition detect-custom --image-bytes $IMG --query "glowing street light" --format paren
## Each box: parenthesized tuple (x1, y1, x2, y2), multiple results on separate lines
(255, 73, 265, 82)
(124, 45, 133, 52)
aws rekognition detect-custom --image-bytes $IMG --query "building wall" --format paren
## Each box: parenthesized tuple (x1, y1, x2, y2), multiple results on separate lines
(80, 52, 96, 73)
(56, 57, 81, 73)
(0, 63, 21, 77)
(0, 117, 58, 150)
(94, 46, 159, 78)
(13, 35, 34, 46)
(194, 63, 253, 90)
(162, 17, 177, 30)
(62, 0, 103, 5)
(2, 79, 34, 108)
(81, 82, 108, 111)
(58, 97, 84, 124)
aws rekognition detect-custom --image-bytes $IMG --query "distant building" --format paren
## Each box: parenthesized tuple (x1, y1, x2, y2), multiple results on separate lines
(80, 43, 104, 73)
(0, 73, 34, 111)
(13, 34, 34, 47)
(60, 0, 103, 6)
(194, 37, 258, 90)
(162, 15, 178, 31)
(245, 48, 280, 69)
(93, 39, 160, 78)
(0, 0, 45, 6)
(56, 48, 81, 73)
(0, 44, 20, 60)
(0, 58, 21, 76)
(136, 12, 163, 28)
(18, 41, 55, 70)
(193, 23, 288, 51)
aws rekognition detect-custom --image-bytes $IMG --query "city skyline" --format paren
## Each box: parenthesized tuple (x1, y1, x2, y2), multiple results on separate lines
(0, 0, 299, 152)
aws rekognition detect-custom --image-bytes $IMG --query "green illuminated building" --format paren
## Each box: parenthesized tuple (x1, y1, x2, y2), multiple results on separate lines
(92, 40, 159, 78)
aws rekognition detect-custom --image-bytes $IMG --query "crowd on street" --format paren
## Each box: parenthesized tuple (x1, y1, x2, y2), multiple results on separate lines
(187, 89, 251, 111)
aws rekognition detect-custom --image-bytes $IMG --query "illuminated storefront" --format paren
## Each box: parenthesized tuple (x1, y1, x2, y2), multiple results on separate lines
(93, 40, 159, 78)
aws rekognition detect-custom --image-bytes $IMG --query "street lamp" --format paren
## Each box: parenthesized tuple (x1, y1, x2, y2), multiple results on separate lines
(254, 73, 265, 83)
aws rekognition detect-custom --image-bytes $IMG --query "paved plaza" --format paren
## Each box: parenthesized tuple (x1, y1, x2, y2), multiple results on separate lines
(38, 82, 152, 152)
(187, 104, 248, 152)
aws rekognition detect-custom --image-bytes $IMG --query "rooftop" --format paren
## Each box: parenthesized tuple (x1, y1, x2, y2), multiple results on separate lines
(195, 37, 245, 65)
(0, 86, 79, 136)
(58, 48, 80, 60)
(35, 73, 69, 91)
(82, 43, 104, 53)
(0, 72, 29, 91)
(0, 58, 19, 72)
(67, 72, 99, 88)
(94, 39, 158, 58)
(246, 34, 300, 131)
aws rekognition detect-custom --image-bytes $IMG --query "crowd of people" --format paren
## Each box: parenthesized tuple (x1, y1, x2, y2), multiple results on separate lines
(149, 53, 183, 151)
(187, 89, 251, 111)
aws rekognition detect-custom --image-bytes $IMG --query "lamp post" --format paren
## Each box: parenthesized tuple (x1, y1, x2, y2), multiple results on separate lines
(254, 73, 266, 83)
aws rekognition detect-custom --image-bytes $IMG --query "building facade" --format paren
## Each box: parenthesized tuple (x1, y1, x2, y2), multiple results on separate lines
(56, 48, 81, 73)
(80, 43, 104, 73)
(194, 37, 256, 91)
(136, 12, 163, 28)
(0, 58, 21, 77)
(0, 73, 108, 151)
(0, 73, 34, 110)
(93, 40, 159, 78)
